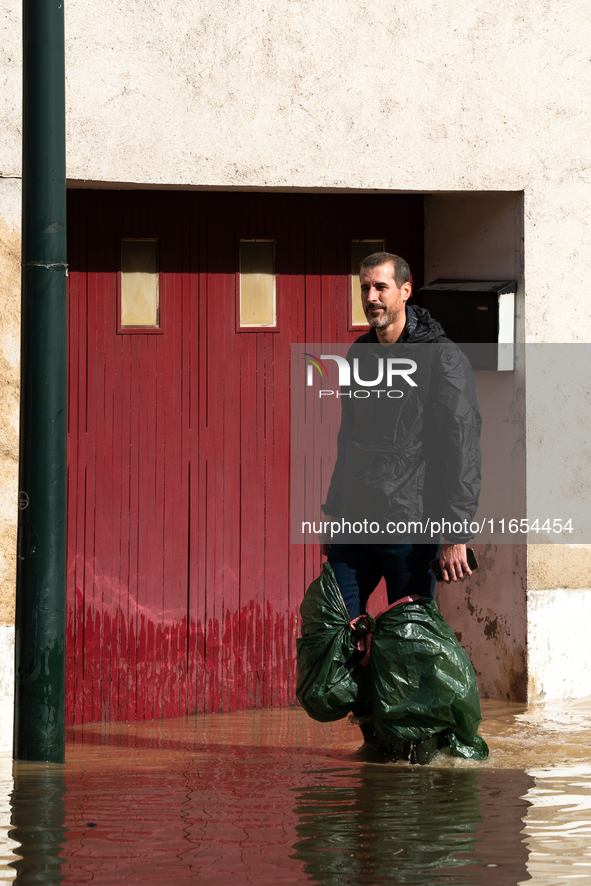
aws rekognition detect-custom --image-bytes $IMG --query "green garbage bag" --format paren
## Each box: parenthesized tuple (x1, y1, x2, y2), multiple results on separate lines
(296, 562, 489, 760)
(295, 561, 370, 722)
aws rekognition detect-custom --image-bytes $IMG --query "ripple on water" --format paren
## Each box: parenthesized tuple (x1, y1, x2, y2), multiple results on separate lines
(1, 698, 591, 884)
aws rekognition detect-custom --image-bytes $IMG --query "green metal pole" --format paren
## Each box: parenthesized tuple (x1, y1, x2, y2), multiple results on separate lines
(14, 0, 67, 763)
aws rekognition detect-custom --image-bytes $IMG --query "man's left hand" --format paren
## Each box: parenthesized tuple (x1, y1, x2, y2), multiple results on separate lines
(438, 543, 472, 583)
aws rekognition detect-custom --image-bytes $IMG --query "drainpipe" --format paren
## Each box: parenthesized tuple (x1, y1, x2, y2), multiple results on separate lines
(15, 0, 67, 763)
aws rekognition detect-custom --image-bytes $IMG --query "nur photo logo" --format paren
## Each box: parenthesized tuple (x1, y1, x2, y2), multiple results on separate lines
(304, 351, 418, 398)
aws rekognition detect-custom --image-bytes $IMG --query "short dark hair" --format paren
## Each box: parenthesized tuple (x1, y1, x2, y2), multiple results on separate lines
(359, 252, 410, 288)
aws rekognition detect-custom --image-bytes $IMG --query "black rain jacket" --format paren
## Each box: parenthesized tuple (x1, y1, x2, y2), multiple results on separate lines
(322, 306, 482, 543)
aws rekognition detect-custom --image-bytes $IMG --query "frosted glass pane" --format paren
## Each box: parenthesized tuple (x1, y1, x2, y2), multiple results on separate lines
(240, 240, 276, 327)
(121, 239, 159, 327)
(351, 240, 385, 326)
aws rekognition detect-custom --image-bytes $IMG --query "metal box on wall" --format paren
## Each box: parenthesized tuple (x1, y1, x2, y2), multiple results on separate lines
(418, 280, 517, 370)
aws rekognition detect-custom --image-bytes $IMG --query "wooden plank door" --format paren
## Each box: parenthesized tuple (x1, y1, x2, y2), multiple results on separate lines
(66, 190, 423, 723)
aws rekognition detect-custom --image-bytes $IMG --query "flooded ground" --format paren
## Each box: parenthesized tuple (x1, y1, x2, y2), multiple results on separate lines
(1, 698, 591, 884)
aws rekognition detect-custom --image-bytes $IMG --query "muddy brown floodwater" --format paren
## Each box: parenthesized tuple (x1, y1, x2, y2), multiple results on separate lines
(1, 698, 591, 885)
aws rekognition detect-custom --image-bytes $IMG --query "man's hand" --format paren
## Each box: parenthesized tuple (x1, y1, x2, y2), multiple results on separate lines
(438, 543, 472, 583)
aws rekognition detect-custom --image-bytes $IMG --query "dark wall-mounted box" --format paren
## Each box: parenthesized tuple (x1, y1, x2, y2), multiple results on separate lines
(418, 279, 517, 370)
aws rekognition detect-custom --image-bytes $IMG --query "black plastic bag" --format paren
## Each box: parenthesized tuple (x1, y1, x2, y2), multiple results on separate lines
(296, 562, 488, 760)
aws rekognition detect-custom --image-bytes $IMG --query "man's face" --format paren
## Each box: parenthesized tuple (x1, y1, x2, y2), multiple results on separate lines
(360, 263, 411, 330)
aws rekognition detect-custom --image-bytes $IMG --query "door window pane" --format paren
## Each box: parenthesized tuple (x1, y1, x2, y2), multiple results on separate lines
(351, 240, 385, 326)
(239, 240, 276, 327)
(121, 239, 159, 327)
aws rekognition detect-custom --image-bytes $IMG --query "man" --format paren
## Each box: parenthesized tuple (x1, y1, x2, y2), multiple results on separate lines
(321, 252, 481, 757)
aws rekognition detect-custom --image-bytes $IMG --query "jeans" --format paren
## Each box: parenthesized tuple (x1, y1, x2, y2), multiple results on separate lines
(327, 543, 440, 620)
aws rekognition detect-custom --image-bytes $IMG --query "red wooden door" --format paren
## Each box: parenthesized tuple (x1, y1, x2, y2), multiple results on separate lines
(66, 190, 423, 723)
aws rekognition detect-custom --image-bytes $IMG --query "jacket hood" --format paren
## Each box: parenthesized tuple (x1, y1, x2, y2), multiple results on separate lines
(403, 305, 447, 343)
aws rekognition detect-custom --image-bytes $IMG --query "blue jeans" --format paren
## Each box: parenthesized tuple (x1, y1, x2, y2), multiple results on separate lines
(327, 543, 440, 620)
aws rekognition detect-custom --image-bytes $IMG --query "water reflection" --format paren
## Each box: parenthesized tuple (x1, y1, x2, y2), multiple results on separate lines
(8, 763, 65, 885)
(522, 765, 591, 883)
(3, 701, 591, 884)
(3, 746, 535, 885)
(292, 766, 533, 885)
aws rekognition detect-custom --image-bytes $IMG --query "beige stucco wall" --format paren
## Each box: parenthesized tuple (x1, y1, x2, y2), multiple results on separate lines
(0, 0, 589, 314)
(2, 0, 591, 701)
(1, 1, 22, 628)
(0, 179, 20, 626)
(60, 0, 591, 346)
